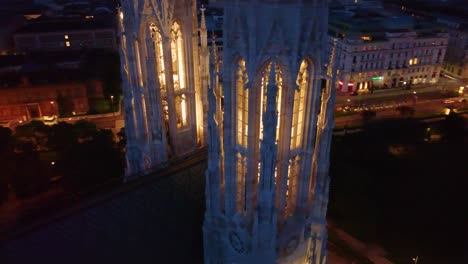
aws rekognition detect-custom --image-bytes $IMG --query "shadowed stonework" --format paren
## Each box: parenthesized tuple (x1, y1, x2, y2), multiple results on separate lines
(0, 153, 207, 264)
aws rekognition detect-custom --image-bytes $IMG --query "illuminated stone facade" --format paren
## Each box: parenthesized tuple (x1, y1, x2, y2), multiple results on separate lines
(119, 0, 208, 178)
(204, 0, 337, 263)
(335, 32, 448, 92)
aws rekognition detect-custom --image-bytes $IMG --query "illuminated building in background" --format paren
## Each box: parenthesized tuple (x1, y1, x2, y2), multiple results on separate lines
(203, 0, 337, 263)
(119, 0, 208, 178)
(330, 10, 448, 92)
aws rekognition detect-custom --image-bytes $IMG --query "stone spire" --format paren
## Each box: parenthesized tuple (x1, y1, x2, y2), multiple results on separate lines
(203, 0, 334, 262)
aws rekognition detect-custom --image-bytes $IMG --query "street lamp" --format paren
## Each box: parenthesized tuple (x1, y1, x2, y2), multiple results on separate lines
(412, 256, 419, 264)
(110, 95, 115, 118)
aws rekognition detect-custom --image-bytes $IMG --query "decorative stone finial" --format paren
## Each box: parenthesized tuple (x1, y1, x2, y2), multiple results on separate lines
(200, 5, 207, 30)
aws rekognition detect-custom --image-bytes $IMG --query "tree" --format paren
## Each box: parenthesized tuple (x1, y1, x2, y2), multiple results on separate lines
(0, 127, 14, 204)
(80, 49, 122, 99)
(12, 142, 48, 198)
(56, 91, 74, 117)
(60, 122, 123, 192)
(14, 120, 50, 150)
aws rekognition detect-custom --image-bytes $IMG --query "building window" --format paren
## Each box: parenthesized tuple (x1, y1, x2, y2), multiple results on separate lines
(236, 152, 247, 213)
(236, 59, 249, 147)
(171, 22, 186, 91)
(151, 25, 166, 94)
(291, 60, 309, 150)
(285, 156, 300, 216)
(65, 41, 70, 47)
(171, 22, 188, 129)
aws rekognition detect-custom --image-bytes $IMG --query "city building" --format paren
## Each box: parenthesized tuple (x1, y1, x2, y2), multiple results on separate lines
(203, 0, 335, 263)
(119, 0, 209, 177)
(0, 81, 103, 122)
(331, 0, 383, 10)
(438, 16, 468, 80)
(330, 9, 448, 92)
(13, 15, 116, 52)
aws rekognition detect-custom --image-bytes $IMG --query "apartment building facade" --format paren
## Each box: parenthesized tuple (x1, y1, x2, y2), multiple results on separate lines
(335, 31, 448, 92)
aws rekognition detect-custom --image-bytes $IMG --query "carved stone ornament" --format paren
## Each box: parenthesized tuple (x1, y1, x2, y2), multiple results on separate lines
(229, 231, 246, 254)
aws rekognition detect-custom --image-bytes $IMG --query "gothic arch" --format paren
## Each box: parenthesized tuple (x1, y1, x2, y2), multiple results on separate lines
(234, 57, 249, 213)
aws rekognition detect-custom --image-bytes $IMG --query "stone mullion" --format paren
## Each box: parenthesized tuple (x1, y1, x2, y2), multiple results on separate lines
(145, 31, 167, 164)
(120, 26, 141, 177)
(183, 21, 198, 143)
(222, 62, 236, 217)
(296, 72, 322, 217)
(161, 35, 178, 156)
(245, 79, 256, 220)
(276, 78, 295, 223)
(128, 38, 148, 145)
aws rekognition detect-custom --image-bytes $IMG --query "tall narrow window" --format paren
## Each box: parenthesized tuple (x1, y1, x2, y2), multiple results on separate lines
(285, 156, 299, 216)
(291, 60, 309, 149)
(236, 59, 248, 147)
(236, 152, 247, 213)
(151, 24, 166, 93)
(135, 41, 144, 87)
(171, 22, 185, 91)
(171, 22, 188, 129)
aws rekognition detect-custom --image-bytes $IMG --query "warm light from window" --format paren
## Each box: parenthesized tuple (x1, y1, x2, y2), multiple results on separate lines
(64, 35, 69, 39)
(361, 36, 371, 41)
(414, 58, 418, 65)
(409, 59, 413, 65)
(181, 94, 187, 125)
(119, 11, 123, 20)
(65, 41, 70, 47)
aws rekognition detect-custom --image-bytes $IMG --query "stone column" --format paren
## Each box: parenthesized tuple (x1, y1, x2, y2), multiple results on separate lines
(145, 29, 167, 164)
(161, 35, 178, 156)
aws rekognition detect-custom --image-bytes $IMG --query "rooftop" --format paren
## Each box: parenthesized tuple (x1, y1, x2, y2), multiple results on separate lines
(15, 15, 114, 34)
(329, 6, 448, 42)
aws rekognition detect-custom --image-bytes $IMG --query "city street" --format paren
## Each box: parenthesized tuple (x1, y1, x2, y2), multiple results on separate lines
(334, 96, 466, 128)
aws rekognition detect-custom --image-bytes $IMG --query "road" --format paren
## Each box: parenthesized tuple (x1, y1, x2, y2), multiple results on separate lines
(334, 96, 466, 128)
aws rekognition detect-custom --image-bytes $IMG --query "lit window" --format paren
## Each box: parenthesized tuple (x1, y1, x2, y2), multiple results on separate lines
(361, 36, 371, 41)
(171, 22, 185, 91)
(64, 35, 69, 40)
(236, 153, 247, 212)
(151, 25, 166, 93)
(414, 58, 418, 65)
(65, 41, 70, 47)
(236, 59, 249, 147)
(291, 60, 309, 149)
(409, 59, 413, 65)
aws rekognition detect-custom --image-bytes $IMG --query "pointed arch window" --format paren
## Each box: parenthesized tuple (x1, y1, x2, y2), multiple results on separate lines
(235, 59, 249, 214)
(236, 59, 249, 147)
(236, 152, 247, 213)
(150, 24, 166, 94)
(171, 22, 188, 129)
(285, 156, 300, 216)
(171, 22, 186, 91)
(290, 60, 309, 150)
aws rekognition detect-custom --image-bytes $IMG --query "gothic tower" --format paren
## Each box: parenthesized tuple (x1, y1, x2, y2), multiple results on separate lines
(119, 0, 208, 178)
(204, 0, 337, 263)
